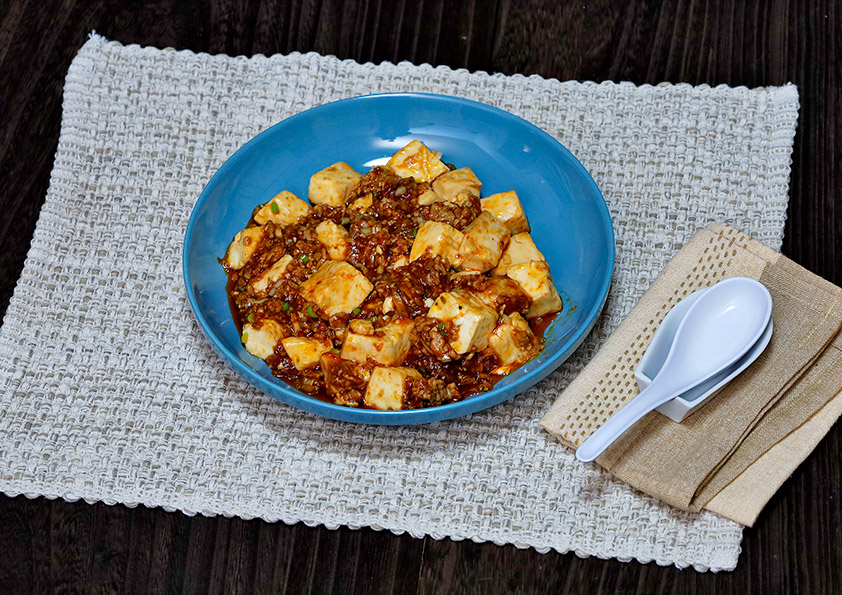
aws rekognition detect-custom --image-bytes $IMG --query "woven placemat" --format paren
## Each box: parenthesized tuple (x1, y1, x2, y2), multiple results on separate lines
(0, 33, 798, 571)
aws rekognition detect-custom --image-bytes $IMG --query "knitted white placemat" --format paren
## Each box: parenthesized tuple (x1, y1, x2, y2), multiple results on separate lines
(0, 34, 798, 572)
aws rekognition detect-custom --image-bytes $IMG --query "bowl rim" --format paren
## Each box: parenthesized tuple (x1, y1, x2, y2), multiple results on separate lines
(182, 92, 615, 424)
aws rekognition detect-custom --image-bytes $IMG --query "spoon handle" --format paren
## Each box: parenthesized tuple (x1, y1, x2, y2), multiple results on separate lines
(575, 383, 679, 462)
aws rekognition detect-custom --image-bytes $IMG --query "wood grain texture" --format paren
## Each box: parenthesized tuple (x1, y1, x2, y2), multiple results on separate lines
(0, 0, 839, 593)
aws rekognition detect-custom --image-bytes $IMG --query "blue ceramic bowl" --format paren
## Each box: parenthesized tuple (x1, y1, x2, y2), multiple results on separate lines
(183, 93, 614, 424)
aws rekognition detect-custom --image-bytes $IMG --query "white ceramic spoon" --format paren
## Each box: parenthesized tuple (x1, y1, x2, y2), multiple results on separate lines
(637, 288, 774, 422)
(576, 277, 773, 463)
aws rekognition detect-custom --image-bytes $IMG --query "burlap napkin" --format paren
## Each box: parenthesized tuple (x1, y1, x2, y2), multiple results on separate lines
(540, 223, 842, 526)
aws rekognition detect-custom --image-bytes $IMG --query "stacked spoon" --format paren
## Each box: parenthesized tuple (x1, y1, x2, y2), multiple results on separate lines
(576, 277, 774, 463)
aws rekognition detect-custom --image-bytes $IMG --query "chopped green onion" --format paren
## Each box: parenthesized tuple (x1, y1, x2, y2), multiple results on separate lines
(438, 322, 446, 335)
(307, 305, 317, 318)
(371, 316, 378, 322)
(301, 254, 309, 264)
(282, 302, 291, 311)
(247, 313, 254, 323)
(332, 348, 340, 353)
(352, 307, 361, 315)
(241, 332, 249, 343)
(341, 217, 351, 225)
(411, 228, 418, 238)
(270, 201, 280, 214)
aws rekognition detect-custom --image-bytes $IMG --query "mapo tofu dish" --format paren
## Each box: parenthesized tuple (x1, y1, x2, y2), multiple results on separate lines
(222, 140, 563, 410)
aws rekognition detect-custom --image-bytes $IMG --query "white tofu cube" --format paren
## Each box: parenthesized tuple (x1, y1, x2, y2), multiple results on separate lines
(506, 261, 563, 318)
(491, 233, 546, 276)
(241, 320, 283, 359)
(417, 188, 443, 206)
(427, 290, 498, 354)
(488, 313, 539, 374)
(315, 220, 351, 261)
(341, 318, 414, 366)
(225, 226, 267, 270)
(363, 366, 422, 410)
(254, 190, 312, 227)
(457, 211, 511, 272)
(409, 221, 464, 266)
(431, 167, 481, 203)
(281, 336, 333, 370)
(347, 193, 373, 215)
(309, 162, 361, 207)
(481, 190, 530, 235)
(467, 277, 529, 314)
(298, 261, 373, 316)
(385, 140, 450, 182)
(249, 254, 293, 295)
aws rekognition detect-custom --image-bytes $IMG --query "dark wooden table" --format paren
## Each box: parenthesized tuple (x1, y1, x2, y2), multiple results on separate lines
(1, 1, 839, 593)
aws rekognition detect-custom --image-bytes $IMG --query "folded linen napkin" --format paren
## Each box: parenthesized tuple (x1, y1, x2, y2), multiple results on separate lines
(540, 223, 842, 526)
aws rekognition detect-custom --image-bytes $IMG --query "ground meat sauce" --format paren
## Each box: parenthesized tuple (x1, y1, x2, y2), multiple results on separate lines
(223, 154, 561, 410)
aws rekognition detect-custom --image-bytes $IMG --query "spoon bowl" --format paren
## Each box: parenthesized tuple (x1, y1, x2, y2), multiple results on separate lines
(576, 277, 772, 463)
(637, 288, 774, 422)
(665, 279, 771, 381)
